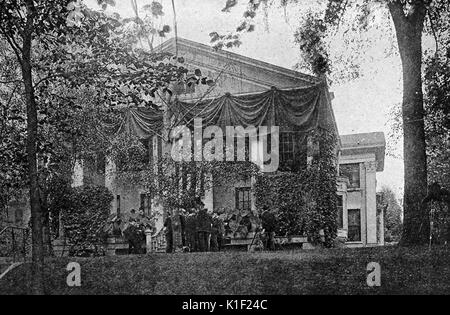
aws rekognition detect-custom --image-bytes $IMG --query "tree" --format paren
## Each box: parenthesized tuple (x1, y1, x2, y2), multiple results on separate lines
(0, 0, 75, 294)
(387, 0, 429, 245)
(0, 0, 206, 293)
(212, 0, 445, 245)
(422, 3, 450, 190)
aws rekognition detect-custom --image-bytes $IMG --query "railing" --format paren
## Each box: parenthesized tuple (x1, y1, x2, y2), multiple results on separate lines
(0, 225, 30, 262)
(150, 228, 166, 253)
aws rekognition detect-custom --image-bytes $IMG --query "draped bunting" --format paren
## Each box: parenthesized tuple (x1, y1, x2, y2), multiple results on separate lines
(104, 106, 164, 138)
(106, 82, 332, 139)
(176, 83, 329, 132)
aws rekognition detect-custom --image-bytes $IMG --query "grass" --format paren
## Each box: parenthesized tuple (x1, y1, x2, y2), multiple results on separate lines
(0, 245, 449, 295)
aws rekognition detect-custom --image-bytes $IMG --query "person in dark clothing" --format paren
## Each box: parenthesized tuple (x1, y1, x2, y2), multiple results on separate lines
(185, 212, 198, 252)
(196, 207, 212, 252)
(164, 214, 173, 253)
(210, 215, 224, 252)
(261, 208, 277, 251)
(180, 212, 187, 248)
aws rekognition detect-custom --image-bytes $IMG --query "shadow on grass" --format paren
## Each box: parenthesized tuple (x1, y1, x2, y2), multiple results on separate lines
(1, 245, 449, 295)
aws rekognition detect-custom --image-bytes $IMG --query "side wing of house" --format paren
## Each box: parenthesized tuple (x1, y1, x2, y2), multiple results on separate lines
(338, 132, 386, 247)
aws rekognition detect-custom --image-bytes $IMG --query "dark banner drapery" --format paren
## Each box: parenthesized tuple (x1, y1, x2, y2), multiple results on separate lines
(105, 82, 332, 139)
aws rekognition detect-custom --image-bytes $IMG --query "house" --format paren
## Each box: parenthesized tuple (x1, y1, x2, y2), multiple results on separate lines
(5, 38, 386, 248)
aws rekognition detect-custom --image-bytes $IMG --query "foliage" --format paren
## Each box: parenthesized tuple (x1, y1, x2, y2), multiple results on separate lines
(294, 13, 331, 76)
(255, 129, 338, 247)
(377, 186, 403, 242)
(422, 6, 450, 189)
(212, 0, 449, 246)
(387, 2, 450, 189)
(56, 184, 113, 256)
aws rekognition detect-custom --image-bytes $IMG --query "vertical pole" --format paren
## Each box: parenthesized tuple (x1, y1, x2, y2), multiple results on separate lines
(11, 228, 15, 261)
(171, 0, 178, 57)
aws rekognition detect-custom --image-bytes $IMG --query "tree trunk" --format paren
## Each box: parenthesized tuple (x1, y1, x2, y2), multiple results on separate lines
(21, 16, 45, 294)
(41, 189, 53, 256)
(388, 2, 429, 245)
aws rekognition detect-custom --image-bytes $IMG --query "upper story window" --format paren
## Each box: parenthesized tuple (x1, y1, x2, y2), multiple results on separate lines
(280, 132, 295, 164)
(339, 163, 360, 189)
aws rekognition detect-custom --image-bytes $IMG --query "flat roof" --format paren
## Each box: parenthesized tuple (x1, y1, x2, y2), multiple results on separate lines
(340, 132, 386, 172)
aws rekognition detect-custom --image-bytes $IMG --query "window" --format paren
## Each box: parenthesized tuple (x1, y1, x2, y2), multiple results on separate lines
(337, 195, 344, 229)
(280, 132, 295, 165)
(235, 187, 251, 211)
(347, 209, 361, 242)
(339, 163, 360, 189)
(140, 193, 151, 216)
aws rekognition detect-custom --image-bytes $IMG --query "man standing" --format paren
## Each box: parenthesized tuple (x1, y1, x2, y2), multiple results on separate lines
(196, 202, 212, 252)
(164, 212, 173, 253)
(210, 213, 224, 252)
(261, 207, 277, 251)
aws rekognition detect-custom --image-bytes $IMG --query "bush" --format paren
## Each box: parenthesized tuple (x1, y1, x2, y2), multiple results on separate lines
(57, 185, 113, 256)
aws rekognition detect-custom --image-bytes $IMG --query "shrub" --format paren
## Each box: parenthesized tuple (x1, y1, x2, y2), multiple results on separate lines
(57, 185, 113, 256)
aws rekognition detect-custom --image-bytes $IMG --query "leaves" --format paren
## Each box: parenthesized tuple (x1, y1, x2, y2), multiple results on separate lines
(222, 0, 238, 12)
(254, 129, 338, 247)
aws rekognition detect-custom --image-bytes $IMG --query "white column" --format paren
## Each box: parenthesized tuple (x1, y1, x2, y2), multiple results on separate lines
(365, 161, 378, 245)
(203, 173, 214, 212)
(105, 156, 117, 214)
(71, 159, 84, 188)
(251, 175, 257, 212)
(145, 228, 153, 253)
(151, 135, 164, 231)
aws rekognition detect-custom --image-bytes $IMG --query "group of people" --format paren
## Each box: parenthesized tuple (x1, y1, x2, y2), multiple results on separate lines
(108, 200, 279, 254)
(109, 208, 153, 254)
(164, 200, 224, 253)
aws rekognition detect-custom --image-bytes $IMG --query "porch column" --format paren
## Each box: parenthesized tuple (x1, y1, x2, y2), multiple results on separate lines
(365, 161, 378, 245)
(152, 135, 164, 232)
(203, 172, 214, 212)
(105, 156, 117, 215)
(71, 159, 84, 188)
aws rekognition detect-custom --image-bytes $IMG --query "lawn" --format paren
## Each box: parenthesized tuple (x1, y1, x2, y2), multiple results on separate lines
(0, 245, 449, 295)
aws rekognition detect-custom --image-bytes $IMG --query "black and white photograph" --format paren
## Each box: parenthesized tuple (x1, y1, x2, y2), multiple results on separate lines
(0, 0, 449, 300)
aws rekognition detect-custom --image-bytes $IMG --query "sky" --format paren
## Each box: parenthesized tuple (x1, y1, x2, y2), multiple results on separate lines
(86, 0, 406, 198)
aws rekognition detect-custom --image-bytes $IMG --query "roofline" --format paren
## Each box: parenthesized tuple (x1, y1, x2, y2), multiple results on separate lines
(155, 37, 321, 85)
(341, 144, 385, 151)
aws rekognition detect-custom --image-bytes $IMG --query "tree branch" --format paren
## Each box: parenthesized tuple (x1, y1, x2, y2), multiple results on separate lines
(0, 26, 23, 64)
